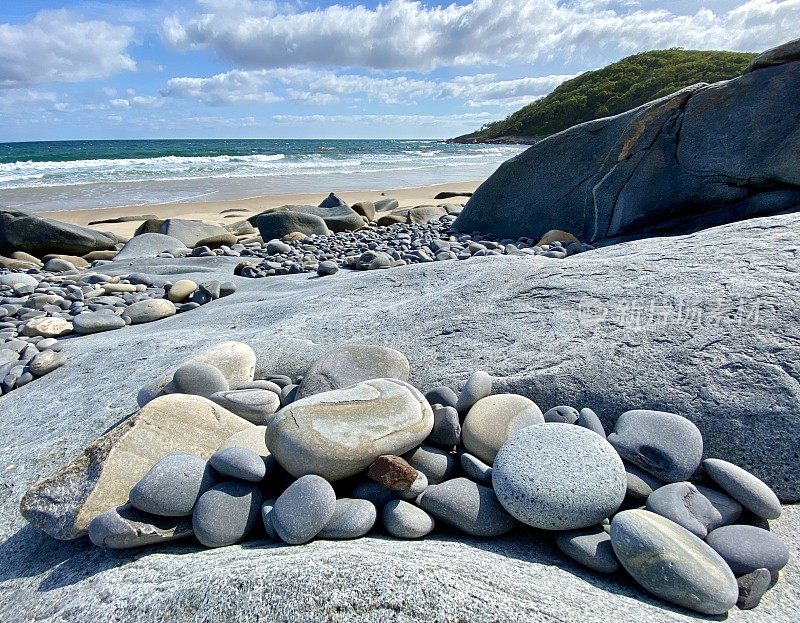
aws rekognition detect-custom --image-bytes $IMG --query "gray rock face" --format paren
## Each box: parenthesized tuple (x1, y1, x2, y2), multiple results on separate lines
(0, 208, 117, 256)
(455, 53, 800, 243)
(418, 477, 515, 537)
(129, 453, 215, 517)
(255, 204, 363, 233)
(160, 219, 234, 248)
(88, 504, 194, 549)
(272, 474, 336, 545)
(706, 525, 790, 575)
(555, 527, 620, 574)
(114, 233, 188, 261)
(297, 345, 410, 398)
(256, 211, 329, 239)
(493, 424, 626, 530)
(382, 499, 435, 538)
(192, 480, 262, 548)
(461, 394, 543, 463)
(268, 379, 433, 481)
(607, 410, 703, 483)
(610, 510, 739, 615)
(317, 498, 377, 539)
(703, 458, 782, 519)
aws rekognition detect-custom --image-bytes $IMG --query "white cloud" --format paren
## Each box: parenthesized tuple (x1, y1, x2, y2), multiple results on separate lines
(437, 73, 578, 104)
(161, 70, 282, 105)
(271, 112, 496, 126)
(0, 10, 136, 88)
(110, 95, 166, 109)
(162, 0, 799, 71)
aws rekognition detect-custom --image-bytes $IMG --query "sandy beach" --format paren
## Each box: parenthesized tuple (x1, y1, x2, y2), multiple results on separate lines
(39, 180, 483, 238)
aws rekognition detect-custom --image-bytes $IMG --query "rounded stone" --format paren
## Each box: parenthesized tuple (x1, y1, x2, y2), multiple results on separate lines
(646, 482, 728, 538)
(576, 407, 606, 436)
(129, 452, 216, 517)
(209, 446, 267, 482)
(556, 526, 620, 574)
(192, 480, 262, 548)
(173, 362, 229, 399)
(736, 569, 772, 610)
(317, 498, 377, 539)
(267, 379, 433, 481)
(624, 461, 663, 501)
(167, 279, 198, 302)
(210, 388, 280, 425)
(424, 386, 458, 410)
(261, 499, 278, 540)
(706, 525, 790, 575)
(455, 371, 492, 413)
(403, 445, 459, 484)
(702, 458, 782, 520)
(460, 452, 493, 486)
(462, 394, 544, 464)
(29, 349, 66, 376)
(88, 504, 193, 549)
(272, 474, 337, 545)
(317, 261, 338, 276)
(382, 500, 435, 539)
(610, 510, 739, 615)
(21, 316, 72, 338)
(394, 470, 428, 500)
(493, 424, 626, 530)
(351, 478, 393, 507)
(607, 410, 703, 482)
(428, 404, 461, 447)
(124, 298, 176, 324)
(417, 477, 515, 537)
(543, 405, 579, 424)
(72, 312, 126, 334)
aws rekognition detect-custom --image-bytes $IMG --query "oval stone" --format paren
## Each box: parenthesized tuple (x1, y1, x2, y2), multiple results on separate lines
(403, 445, 459, 485)
(72, 312, 126, 334)
(317, 498, 376, 539)
(462, 394, 544, 463)
(646, 482, 724, 538)
(702, 458, 781, 520)
(210, 388, 280, 425)
(417, 477, 515, 537)
(610, 510, 739, 615)
(271, 474, 336, 545)
(382, 500, 435, 539)
(192, 480, 262, 548)
(493, 424, 626, 530)
(173, 362, 229, 399)
(706, 525, 790, 575)
(124, 298, 176, 324)
(209, 446, 267, 482)
(267, 379, 433, 481)
(455, 370, 492, 413)
(129, 452, 215, 517)
(556, 526, 620, 573)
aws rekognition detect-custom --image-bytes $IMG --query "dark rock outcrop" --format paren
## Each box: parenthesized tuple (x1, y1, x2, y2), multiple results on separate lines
(0, 209, 117, 256)
(249, 204, 364, 233)
(454, 39, 800, 243)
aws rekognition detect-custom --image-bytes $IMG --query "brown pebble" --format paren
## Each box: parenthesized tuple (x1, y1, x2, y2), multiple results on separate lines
(368, 455, 418, 491)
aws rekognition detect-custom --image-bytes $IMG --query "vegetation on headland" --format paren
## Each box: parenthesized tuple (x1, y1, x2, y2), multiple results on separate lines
(451, 49, 757, 143)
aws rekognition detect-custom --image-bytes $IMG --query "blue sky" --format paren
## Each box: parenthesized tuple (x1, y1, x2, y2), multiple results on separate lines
(0, 0, 796, 141)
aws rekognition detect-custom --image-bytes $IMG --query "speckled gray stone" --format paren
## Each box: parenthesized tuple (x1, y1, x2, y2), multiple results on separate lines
(209, 388, 280, 424)
(646, 482, 728, 538)
(462, 394, 544, 463)
(124, 298, 176, 324)
(350, 478, 393, 507)
(493, 424, 626, 530)
(382, 499, 435, 538)
(403, 444, 459, 484)
(29, 349, 66, 376)
(173, 362, 229, 399)
(695, 485, 742, 528)
(703, 458, 782, 519)
(455, 371, 492, 413)
(261, 498, 278, 540)
(737, 569, 772, 610)
(610, 509, 739, 615)
(192, 480, 262, 548)
(576, 408, 605, 436)
(317, 498, 377, 539)
(607, 410, 703, 482)
(272, 474, 336, 545)
(460, 452, 493, 486)
(72, 312, 126, 334)
(417, 477, 515, 537)
(394, 470, 428, 500)
(428, 404, 461, 446)
(623, 462, 663, 501)
(89, 504, 194, 549)
(556, 526, 620, 574)
(543, 405, 579, 424)
(706, 525, 790, 575)
(209, 446, 267, 482)
(129, 453, 215, 517)
(424, 386, 458, 410)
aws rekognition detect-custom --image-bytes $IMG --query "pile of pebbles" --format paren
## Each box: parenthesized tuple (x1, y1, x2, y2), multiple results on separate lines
(0, 269, 236, 395)
(73, 346, 787, 616)
(232, 217, 595, 278)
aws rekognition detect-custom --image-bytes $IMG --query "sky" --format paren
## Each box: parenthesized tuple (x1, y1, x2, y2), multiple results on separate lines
(0, 0, 797, 141)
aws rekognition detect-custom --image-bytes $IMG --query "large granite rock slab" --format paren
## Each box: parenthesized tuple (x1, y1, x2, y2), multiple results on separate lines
(0, 208, 117, 256)
(19, 395, 251, 539)
(455, 39, 800, 243)
(160, 219, 236, 248)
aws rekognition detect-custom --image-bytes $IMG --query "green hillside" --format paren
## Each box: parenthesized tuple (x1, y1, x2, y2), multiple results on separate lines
(453, 49, 757, 142)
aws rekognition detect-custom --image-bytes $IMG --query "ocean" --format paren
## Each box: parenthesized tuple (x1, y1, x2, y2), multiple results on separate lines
(0, 139, 525, 212)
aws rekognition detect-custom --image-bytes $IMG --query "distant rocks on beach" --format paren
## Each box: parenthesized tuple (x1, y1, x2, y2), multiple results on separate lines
(17, 340, 789, 616)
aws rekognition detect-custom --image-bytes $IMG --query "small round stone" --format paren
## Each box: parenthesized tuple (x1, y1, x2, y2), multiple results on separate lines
(403, 445, 459, 484)
(428, 404, 461, 446)
(350, 478, 393, 507)
(394, 470, 428, 500)
(21, 317, 72, 338)
(611, 510, 739, 615)
(382, 500, 435, 538)
(129, 453, 215, 516)
(29, 349, 66, 376)
(736, 569, 772, 610)
(424, 386, 458, 410)
(261, 499, 278, 540)
(209, 446, 267, 482)
(192, 480, 262, 548)
(72, 312, 126, 334)
(702, 458, 782, 520)
(460, 452, 492, 486)
(607, 410, 703, 483)
(167, 279, 198, 302)
(272, 474, 336, 545)
(646, 482, 723, 538)
(623, 462, 663, 501)
(124, 298, 176, 324)
(556, 526, 620, 573)
(317, 498, 377, 539)
(455, 370, 492, 413)
(417, 477, 515, 537)
(462, 394, 544, 463)
(576, 407, 605, 436)
(317, 261, 339, 276)
(706, 525, 790, 575)
(173, 362, 229, 398)
(543, 405, 579, 424)
(493, 424, 626, 530)
(210, 388, 280, 424)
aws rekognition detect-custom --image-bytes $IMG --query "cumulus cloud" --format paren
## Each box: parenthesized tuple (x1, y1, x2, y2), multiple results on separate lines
(437, 73, 578, 104)
(161, 70, 282, 105)
(0, 10, 136, 88)
(162, 0, 799, 71)
(271, 112, 497, 126)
